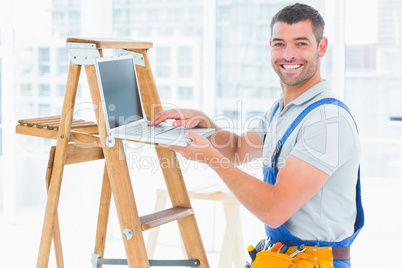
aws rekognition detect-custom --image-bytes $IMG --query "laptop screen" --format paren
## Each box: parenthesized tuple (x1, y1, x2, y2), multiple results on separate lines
(96, 57, 144, 129)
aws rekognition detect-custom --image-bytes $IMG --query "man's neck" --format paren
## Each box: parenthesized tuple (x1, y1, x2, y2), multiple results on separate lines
(281, 75, 323, 107)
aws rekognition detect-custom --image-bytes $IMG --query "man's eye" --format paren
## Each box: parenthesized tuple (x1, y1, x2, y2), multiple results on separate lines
(273, 43, 283, 47)
(298, 42, 308, 46)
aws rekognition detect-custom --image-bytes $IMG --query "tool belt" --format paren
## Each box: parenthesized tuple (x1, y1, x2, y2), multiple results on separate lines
(248, 243, 350, 268)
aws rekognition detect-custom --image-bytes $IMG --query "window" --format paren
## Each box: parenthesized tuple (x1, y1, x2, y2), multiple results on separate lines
(38, 84, 51, 97)
(69, 11, 80, 25)
(217, 6, 231, 22)
(38, 104, 51, 116)
(189, 7, 202, 22)
(38, 48, 50, 75)
(178, 46, 193, 78)
(155, 47, 171, 78)
(19, 48, 33, 74)
(156, 66, 170, 78)
(21, 84, 33, 96)
(177, 86, 193, 100)
(247, 111, 263, 118)
(69, 0, 80, 7)
(223, 110, 238, 119)
(180, 46, 193, 62)
(57, 84, 65, 97)
(156, 47, 171, 62)
(169, 9, 181, 22)
(52, 12, 64, 25)
(178, 66, 192, 78)
(345, 0, 402, 179)
(57, 48, 69, 75)
(158, 86, 171, 100)
(113, 10, 122, 24)
(21, 103, 34, 117)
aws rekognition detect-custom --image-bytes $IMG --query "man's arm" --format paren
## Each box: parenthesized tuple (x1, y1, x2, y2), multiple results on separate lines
(209, 128, 263, 164)
(149, 109, 264, 164)
(210, 152, 329, 228)
(168, 132, 329, 228)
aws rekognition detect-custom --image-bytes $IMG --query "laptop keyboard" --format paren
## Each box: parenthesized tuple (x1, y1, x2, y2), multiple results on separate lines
(126, 123, 174, 135)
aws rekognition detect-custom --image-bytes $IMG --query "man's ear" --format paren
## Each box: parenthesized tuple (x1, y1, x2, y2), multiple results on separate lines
(318, 37, 328, 57)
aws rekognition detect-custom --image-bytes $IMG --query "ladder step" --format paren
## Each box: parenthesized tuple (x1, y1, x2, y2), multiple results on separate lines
(18, 115, 97, 130)
(140, 207, 193, 231)
(67, 37, 153, 50)
(18, 115, 61, 125)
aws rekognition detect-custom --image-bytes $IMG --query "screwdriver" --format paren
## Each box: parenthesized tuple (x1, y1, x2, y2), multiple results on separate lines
(268, 242, 282, 252)
(278, 244, 288, 254)
(247, 245, 257, 262)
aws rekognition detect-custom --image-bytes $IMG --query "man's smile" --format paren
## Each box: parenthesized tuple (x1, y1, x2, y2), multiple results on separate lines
(281, 64, 303, 70)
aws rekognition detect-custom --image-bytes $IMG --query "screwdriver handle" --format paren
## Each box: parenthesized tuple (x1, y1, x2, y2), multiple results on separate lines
(279, 245, 288, 254)
(247, 245, 257, 262)
(268, 242, 283, 252)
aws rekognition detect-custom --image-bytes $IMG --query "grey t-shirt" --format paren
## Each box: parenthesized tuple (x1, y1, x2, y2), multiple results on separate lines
(255, 80, 360, 242)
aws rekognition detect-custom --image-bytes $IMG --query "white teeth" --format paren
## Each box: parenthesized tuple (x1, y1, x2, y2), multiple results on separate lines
(283, 64, 301, 70)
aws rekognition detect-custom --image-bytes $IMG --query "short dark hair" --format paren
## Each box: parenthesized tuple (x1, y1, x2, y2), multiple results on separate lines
(270, 3, 325, 43)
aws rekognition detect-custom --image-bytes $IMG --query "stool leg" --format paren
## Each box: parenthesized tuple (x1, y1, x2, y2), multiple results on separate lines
(232, 213, 245, 268)
(146, 192, 167, 258)
(94, 164, 112, 268)
(45, 147, 64, 268)
(218, 202, 240, 268)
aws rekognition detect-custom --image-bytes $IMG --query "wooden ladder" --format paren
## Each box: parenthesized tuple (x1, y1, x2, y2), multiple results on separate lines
(16, 37, 209, 268)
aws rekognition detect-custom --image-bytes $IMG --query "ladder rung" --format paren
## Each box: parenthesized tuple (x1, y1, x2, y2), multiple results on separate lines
(140, 207, 193, 231)
(93, 256, 200, 267)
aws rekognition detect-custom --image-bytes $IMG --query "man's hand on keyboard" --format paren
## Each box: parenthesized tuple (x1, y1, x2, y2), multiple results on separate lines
(148, 109, 215, 129)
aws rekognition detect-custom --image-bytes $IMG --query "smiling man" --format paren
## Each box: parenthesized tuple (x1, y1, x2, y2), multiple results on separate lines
(149, 3, 363, 268)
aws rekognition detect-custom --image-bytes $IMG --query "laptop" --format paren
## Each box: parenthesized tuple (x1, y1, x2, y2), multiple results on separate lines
(94, 55, 215, 146)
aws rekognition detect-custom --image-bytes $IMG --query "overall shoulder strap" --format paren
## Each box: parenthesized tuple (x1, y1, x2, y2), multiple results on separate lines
(269, 102, 280, 126)
(263, 102, 280, 143)
(271, 97, 357, 168)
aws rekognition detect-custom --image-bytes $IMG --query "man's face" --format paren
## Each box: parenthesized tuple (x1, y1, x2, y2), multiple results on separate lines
(270, 20, 327, 87)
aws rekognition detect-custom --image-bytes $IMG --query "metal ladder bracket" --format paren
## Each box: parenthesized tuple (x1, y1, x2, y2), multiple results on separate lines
(113, 49, 146, 66)
(67, 42, 100, 66)
(91, 254, 200, 267)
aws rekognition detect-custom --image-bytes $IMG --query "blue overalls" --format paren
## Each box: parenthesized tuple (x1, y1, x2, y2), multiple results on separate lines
(263, 98, 364, 268)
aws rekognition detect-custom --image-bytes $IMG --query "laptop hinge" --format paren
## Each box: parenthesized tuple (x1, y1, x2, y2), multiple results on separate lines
(113, 49, 146, 67)
(66, 42, 101, 66)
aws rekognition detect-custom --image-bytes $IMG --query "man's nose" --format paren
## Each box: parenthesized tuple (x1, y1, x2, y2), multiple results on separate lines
(283, 45, 297, 61)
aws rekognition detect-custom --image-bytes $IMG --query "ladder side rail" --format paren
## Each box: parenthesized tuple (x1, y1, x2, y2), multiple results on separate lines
(84, 61, 150, 268)
(94, 164, 112, 268)
(45, 146, 64, 268)
(37, 61, 81, 268)
(133, 49, 210, 267)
